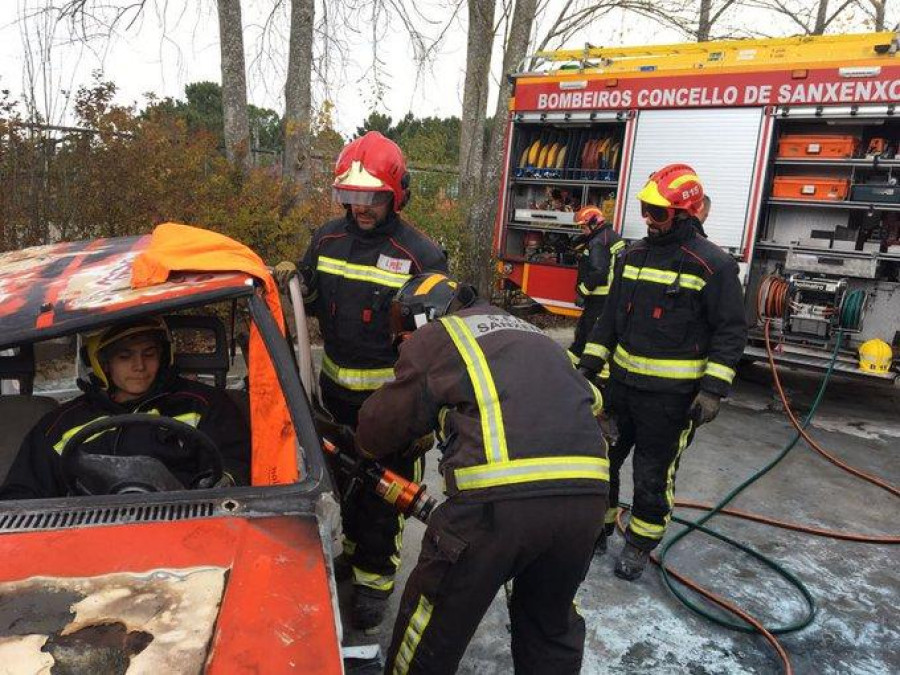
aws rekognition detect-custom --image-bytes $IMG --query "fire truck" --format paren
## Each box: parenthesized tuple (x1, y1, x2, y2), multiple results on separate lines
(494, 32, 900, 383)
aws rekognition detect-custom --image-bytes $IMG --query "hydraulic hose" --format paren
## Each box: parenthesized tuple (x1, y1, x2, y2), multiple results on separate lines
(622, 322, 900, 674)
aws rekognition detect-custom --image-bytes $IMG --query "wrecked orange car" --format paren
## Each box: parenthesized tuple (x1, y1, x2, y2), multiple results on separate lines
(0, 225, 344, 672)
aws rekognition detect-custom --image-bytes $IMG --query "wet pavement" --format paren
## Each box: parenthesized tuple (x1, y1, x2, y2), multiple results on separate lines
(340, 358, 900, 674)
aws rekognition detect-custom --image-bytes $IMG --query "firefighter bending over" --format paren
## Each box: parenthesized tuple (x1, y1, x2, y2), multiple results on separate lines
(274, 132, 447, 631)
(570, 205, 624, 361)
(356, 273, 609, 674)
(0, 317, 250, 500)
(578, 164, 747, 581)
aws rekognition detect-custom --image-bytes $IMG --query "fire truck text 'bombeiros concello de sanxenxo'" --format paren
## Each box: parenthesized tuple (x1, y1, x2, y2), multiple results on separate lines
(493, 32, 900, 383)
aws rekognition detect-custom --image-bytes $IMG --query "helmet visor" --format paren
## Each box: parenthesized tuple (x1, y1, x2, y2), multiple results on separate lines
(333, 187, 393, 206)
(640, 201, 674, 225)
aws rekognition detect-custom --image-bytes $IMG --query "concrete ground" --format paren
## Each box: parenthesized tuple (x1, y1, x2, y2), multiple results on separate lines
(340, 358, 900, 674)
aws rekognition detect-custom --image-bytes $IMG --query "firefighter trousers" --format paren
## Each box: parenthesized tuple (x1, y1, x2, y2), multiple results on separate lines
(322, 382, 422, 596)
(570, 298, 607, 358)
(385, 494, 606, 675)
(603, 382, 696, 551)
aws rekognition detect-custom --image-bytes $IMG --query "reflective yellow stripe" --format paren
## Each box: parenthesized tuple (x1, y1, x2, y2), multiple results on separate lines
(629, 516, 667, 540)
(352, 567, 394, 592)
(705, 361, 736, 384)
(566, 350, 579, 365)
(583, 343, 610, 361)
(52, 407, 185, 454)
(613, 346, 705, 380)
(605, 507, 619, 525)
(317, 255, 411, 288)
(587, 379, 603, 416)
(321, 354, 395, 391)
(610, 240, 626, 255)
(440, 316, 509, 464)
(579, 282, 610, 297)
(53, 416, 110, 454)
(454, 456, 609, 491)
(172, 412, 201, 427)
(666, 421, 694, 514)
(393, 595, 435, 675)
(622, 265, 706, 292)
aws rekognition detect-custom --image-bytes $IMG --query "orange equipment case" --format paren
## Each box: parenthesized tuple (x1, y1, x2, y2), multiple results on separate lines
(772, 176, 850, 201)
(776, 134, 860, 159)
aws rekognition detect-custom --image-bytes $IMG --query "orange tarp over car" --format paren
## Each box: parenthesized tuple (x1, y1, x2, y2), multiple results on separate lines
(131, 222, 299, 486)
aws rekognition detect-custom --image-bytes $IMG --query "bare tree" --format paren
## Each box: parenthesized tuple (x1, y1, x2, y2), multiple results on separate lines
(283, 0, 315, 188)
(217, 0, 251, 169)
(743, 0, 856, 34)
(855, 0, 889, 30)
(458, 0, 497, 203)
(464, 0, 538, 295)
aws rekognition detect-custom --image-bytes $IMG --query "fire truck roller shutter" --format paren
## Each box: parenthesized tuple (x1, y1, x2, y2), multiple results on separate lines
(621, 107, 767, 254)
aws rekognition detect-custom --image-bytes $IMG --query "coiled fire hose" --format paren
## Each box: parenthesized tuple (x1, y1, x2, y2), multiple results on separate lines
(615, 321, 899, 674)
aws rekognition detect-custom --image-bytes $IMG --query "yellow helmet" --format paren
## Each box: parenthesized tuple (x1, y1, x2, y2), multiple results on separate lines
(858, 338, 893, 373)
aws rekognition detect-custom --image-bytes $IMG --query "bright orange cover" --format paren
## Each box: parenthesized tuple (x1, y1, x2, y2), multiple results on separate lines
(130, 222, 299, 486)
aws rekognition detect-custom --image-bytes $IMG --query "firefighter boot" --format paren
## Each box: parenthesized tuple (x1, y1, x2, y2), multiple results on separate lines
(351, 586, 390, 634)
(614, 542, 650, 581)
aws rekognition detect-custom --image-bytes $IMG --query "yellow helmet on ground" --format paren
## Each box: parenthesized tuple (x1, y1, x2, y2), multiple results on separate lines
(858, 338, 893, 373)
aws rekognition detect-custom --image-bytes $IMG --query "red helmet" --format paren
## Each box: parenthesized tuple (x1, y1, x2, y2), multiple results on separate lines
(637, 164, 704, 220)
(333, 131, 410, 212)
(575, 205, 605, 228)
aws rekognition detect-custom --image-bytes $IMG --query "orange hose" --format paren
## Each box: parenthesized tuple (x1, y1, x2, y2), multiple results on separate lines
(615, 511, 794, 674)
(764, 321, 900, 499)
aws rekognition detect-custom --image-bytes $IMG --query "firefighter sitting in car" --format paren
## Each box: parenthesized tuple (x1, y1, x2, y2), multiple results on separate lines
(0, 317, 251, 500)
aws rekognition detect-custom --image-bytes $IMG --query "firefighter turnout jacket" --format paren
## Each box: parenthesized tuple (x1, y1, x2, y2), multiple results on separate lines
(301, 212, 447, 403)
(0, 373, 251, 499)
(357, 304, 609, 500)
(576, 223, 625, 301)
(580, 219, 747, 397)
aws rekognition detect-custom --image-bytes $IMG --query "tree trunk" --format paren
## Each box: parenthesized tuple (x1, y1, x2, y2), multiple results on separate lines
(458, 0, 496, 203)
(465, 0, 537, 296)
(217, 0, 250, 170)
(283, 0, 314, 189)
(872, 0, 886, 30)
(813, 0, 829, 34)
(697, 0, 712, 41)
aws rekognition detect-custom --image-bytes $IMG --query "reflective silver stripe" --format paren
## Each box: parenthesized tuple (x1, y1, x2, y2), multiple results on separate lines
(317, 255, 411, 288)
(705, 361, 736, 384)
(440, 316, 509, 464)
(613, 346, 705, 380)
(321, 354, 394, 391)
(622, 265, 706, 292)
(454, 456, 609, 491)
(583, 343, 610, 361)
(392, 595, 435, 675)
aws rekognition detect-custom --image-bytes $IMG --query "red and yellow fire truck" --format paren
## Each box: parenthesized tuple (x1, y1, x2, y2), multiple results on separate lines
(494, 32, 900, 382)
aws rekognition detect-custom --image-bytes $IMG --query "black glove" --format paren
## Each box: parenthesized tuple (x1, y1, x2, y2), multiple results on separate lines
(689, 390, 721, 426)
(578, 365, 597, 380)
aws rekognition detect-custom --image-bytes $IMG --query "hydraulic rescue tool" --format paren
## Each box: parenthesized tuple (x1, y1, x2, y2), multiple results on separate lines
(314, 411, 437, 524)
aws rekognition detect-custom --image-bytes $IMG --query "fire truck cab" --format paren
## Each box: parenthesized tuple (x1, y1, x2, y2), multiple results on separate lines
(495, 32, 900, 383)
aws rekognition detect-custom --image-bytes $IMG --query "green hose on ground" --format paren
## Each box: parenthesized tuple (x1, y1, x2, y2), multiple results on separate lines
(649, 329, 844, 633)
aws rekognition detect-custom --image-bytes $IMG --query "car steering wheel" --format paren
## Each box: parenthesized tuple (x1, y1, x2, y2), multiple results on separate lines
(60, 413, 224, 496)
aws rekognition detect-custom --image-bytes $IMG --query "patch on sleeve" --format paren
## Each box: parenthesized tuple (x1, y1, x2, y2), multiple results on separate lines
(377, 254, 412, 275)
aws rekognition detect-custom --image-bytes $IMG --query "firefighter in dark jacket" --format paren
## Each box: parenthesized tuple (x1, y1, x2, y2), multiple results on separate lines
(0, 317, 250, 500)
(274, 131, 447, 630)
(579, 164, 747, 581)
(356, 273, 609, 675)
(570, 205, 625, 360)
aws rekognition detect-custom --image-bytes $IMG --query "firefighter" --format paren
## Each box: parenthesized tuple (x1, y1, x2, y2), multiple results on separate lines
(273, 131, 447, 631)
(578, 164, 746, 581)
(570, 205, 624, 360)
(0, 317, 250, 500)
(694, 194, 711, 238)
(356, 273, 609, 675)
